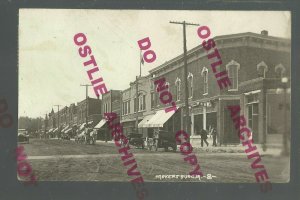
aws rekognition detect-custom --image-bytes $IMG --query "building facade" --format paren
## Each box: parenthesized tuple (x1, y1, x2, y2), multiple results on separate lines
(148, 30, 290, 147)
(94, 90, 122, 140)
(121, 76, 152, 137)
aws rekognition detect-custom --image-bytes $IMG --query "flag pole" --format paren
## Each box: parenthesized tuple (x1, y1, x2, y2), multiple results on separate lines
(139, 50, 142, 77)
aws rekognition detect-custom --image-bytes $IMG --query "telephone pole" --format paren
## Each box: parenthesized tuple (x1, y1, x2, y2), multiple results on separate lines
(135, 50, 142, 135)
(54, 105, 61, 138)
(80, 84, 92, 127)
(170, 21, 199, 134)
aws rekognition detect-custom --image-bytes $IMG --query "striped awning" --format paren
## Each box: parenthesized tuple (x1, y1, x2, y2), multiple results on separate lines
(94, 119, 106, 129)
(142, 109, 175, 128)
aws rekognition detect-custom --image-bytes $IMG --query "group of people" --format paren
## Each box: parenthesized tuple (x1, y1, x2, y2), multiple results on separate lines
(198, 126, 217, 147)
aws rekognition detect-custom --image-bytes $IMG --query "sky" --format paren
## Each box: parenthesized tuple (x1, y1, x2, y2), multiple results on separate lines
(18, 9, 291, 118)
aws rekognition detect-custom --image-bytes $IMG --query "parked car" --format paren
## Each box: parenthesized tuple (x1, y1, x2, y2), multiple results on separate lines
(127, 133, 144, 149)
(18, 129, 29, 143)
(147, 129, 177, 152)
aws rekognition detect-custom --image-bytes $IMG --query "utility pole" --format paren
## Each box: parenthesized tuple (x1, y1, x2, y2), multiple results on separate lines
(80, 84, 92, 127)
(54, 105, 61, 138)
(281, 77, 289, 156)
(170, 21, 199, 134)
(135, 50, 142, 135)
(44, 113, 48, 138)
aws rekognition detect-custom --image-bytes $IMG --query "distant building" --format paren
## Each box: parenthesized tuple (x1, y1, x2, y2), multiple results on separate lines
(76, 97, 102, 127)
(94, 90, 122, 141)
(121, 76, 152, 137)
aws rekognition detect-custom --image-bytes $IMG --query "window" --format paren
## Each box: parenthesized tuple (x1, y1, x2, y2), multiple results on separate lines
(201, 67, 208, 95)
(122, 101, 130, 115)
(127, 100, 130, 114)
(175, 77, 181, 101)
(134, 98, 137, 113)
(226, 60, 240, 91)
(165, 82, 170, 92)
(143, 95, 146, 110)
(257, 61, 268, 78)
(139, 95, 146, 111)
(124, 102, 127, 115)
(275, 64, 286, 78)
(151, 92, 155, 109)
(150, 81, 155, 91)
(187, 72, 193, 98)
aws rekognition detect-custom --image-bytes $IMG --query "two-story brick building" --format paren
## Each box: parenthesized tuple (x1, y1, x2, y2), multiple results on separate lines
(76, 97, 102, 132)
(121, 75, 153, 137)
(94, 90, 122, 141)
(147, 30, 290, 147)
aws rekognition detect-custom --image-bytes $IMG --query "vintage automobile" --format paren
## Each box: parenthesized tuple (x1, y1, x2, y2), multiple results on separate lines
(18, 129, 29, 143)
(147, 129, 177, 152)
(61, 133, 71, 140)
(127, 133, 144, 149)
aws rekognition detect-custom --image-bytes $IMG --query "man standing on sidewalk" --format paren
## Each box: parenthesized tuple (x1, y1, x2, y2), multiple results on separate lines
(211, 126, 217, 147)
(201, 128, 209, 147)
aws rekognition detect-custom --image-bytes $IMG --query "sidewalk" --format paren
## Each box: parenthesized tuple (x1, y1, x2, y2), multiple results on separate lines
(191, 137, 283, 156)
(95, 140, 114, 144)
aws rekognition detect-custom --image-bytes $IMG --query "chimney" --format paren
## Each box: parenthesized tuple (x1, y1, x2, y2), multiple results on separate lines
(261, 30, 268, 36)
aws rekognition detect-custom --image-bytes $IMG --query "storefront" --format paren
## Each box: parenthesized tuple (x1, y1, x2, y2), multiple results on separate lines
(93, 119, 111, 141)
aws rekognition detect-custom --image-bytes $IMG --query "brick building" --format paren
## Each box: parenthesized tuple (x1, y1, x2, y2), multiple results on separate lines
(76, 97, 102, 129)
(121, 75, 152, 137)
(94, 90, 122, 140)
(147, 30, 290, 147)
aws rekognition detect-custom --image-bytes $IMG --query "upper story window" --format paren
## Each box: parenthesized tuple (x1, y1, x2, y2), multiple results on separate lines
(187, 72, 193, 98)
(122, 101, 130, 115)
(165, 82, 170, 92)
(139, 95, 146, 111)
(275, 63, 286, 78)
(134, 98, 137, 113)
(150, 80, 155, 91)
(127, 100, 130, 114)
(257, 61, 268, 78)
(175, 77, 181, 101)
(151, 92, 155, 109)
(226, 60, 240, 91)
(201, 67, 208, 95)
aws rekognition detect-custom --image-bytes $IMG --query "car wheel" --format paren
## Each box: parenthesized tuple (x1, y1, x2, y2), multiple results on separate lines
(172, 145, 177, 152)
(164, 146, 168, 152)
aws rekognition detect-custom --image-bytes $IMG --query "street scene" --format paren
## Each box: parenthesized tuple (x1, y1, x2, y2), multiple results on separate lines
(18, 10, 291, 183)
(21, 138, 289, 182)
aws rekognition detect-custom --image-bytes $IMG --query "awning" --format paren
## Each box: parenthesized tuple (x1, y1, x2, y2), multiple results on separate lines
(64, 127, 72, 133)
(138, 114, 155, 128)
(94, 119, 107, 129)
(78, 131, 85, 137)
(48, 128, 54, 132)
(61, 125, 69, 132)
(79, 121, 93, 130)
(53, 127, 58, 132)
(143, 109, 175, 128)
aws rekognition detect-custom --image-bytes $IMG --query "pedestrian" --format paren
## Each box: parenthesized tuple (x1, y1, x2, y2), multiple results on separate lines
(200, 128, 209, 147)
(211, 126, 217, 147)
